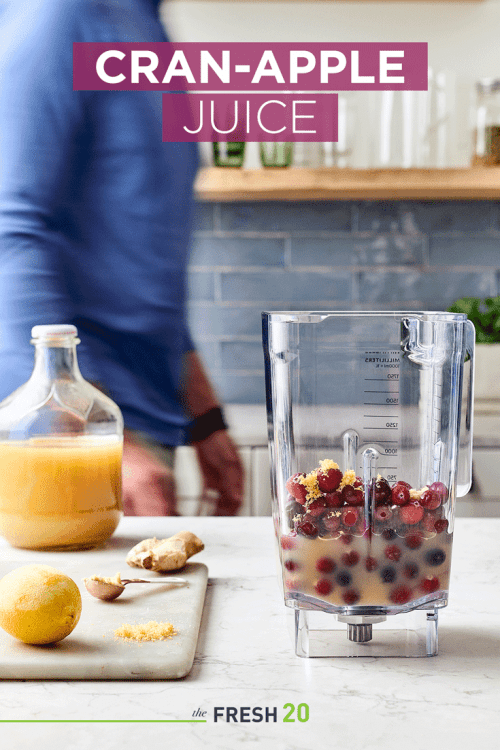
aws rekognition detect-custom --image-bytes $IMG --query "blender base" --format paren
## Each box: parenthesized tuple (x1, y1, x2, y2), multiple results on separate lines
(293, 607, 439, 657)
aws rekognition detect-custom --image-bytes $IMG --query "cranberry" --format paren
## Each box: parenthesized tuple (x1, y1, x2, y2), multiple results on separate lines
(420, 576, 440, 594)
(389, 585, 413, 605)
(324, 491, 342, 508)
(340, 533, 353, 545)
(342, 507, 360, 527)
(285, 578, 298, 590)
(403, 562, 419, 579)
(317, 467, 343, 493)
(375, 506, 393, 522)
(280, 535, 297, 550)
(286, 473, 308, 504)
(382, 528, 397, 541)
(307, 498, 327, 517)
(391, 482, 411, 506)
(372, 477, 392, 505)
(314, 579, 333, 596)
(284, 559, 298, 571)
(322, 513, 341, 532)
(434, 519, 449, 534)
(343, 589, 360, 605)
(428, 481, 448, 502)
(316, 556, 336, 574)
(341, 485, 364, 507)
(405, 532, 423, 549)
(341, 550, 360, 567)
(420, 489, 441, 510)
(385, 544, 401, 562)
(380, 566, 397, 583)
(365, 556, 378, 572)
(336, 571, 352, 587)
(295, 517, 319, 538)
(398, 481, 412, 490)
(399, 503, 424, 525)
(425, 548, 446, 567)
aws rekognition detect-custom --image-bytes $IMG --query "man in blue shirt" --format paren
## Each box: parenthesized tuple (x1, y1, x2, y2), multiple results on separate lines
(0, 0, 243, 515)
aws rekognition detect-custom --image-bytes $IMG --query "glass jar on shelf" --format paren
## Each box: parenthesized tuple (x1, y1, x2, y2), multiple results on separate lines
(472, 79, 500, 166)
(212, 141, 246, 167)
(259, 142, 293, 168)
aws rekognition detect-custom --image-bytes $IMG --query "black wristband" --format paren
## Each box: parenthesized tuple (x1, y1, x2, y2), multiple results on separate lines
(187, 406, 228, 443)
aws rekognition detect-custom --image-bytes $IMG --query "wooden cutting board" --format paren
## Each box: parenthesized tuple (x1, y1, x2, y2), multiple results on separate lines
(0, 558, 208, 681)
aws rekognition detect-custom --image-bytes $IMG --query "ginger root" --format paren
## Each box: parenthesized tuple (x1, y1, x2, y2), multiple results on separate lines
(126, 531, 204, 572)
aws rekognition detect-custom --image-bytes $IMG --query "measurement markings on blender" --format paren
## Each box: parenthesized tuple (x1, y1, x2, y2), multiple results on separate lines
(361, 350, 400, 472)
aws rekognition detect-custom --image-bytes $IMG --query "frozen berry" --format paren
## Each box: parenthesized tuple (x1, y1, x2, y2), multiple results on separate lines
(341, 485, 364, 507)
(280, 535, 297, 550)
(284, 559, 298, 571)
(420, 576, 440, 594)
(372, 477, 392, 505)
(336, 571, 352, 587)
(316, 556, 336, 574)
(385, 544, 402, 562)
(324, 491, 343, 508)
(307, 498, 327, 517)
(381, 566, 397, 583)
(391, 482, 411, 506)
(365, 556, 378, 572)
(405, 532, 423, 550)
(340, 533, 353, 545)
(375, 506, 393, 522)
(399, 503, 424, 525)
(317, 467, 343, 493)
(322, 513, 341, 532)
(420, 489, 441, 511)
(425, 548, 446, 567)
(285, 578, 299, 590)
(343, 589, 360, 605)
(382, 528, 397, 541)
(296, 517, 319, 538)
(389, 585, 412, 604)
(434, 519, 449, 534)
(341, 550, 360, 567)
(286, 473, 308, 504)
(428, 482, 448, 502)
(342, 507, 360, 527)
(403, 562, 419, 579)
(314, 579, 333, 596)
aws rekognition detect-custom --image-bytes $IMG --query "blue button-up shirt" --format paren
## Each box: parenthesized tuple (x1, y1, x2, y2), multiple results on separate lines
(0, 0, 199, 444)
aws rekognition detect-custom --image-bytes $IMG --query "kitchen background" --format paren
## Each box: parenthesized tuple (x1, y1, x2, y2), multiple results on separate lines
(158, 0, 500, 515)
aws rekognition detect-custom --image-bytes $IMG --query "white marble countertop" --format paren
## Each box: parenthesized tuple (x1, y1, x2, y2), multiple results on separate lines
(0, 516, 499, 749)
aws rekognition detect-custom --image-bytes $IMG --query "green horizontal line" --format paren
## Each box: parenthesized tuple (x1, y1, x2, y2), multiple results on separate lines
(0, 720, 207, 724)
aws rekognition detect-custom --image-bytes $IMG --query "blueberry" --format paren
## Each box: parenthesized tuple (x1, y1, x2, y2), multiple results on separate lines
(382, 529, 397, 541)
(381, 566, 397, 583)
(425, 548, 446, 567)
(336, 571, 352, 587)
(404, 562, 419, 580)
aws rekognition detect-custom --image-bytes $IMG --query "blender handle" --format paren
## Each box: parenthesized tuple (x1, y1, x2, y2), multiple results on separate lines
(456, 319, 475, 497)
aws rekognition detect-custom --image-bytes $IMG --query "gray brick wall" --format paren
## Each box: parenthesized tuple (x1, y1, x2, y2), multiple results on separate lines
(188, 200, 500, 404)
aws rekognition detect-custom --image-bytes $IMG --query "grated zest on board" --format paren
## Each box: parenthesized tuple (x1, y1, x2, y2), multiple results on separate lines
(114, 621, 177, 642)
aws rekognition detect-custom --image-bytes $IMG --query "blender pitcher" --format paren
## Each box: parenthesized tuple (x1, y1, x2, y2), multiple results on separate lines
(262, 311, 474, 657)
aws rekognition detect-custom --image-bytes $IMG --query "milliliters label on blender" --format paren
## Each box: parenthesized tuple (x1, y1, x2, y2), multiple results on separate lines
(362, 349, 401, 482)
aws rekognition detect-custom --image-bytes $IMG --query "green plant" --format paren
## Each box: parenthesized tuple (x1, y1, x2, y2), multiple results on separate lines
(447, 296, 500, 343)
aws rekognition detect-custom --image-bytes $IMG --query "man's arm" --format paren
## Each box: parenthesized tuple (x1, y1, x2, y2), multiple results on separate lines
(183, 351, 244, 516)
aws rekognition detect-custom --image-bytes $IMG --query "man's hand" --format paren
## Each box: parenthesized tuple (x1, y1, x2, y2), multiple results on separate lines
(122, 432, 178, 516)
(193, 430, 244, 516)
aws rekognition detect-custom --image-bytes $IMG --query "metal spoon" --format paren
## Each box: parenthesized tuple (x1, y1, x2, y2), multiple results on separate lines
(83, 576, 187, 601)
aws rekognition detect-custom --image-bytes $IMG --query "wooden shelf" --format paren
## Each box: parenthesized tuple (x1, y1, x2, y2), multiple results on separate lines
(195, 167, 500, 201)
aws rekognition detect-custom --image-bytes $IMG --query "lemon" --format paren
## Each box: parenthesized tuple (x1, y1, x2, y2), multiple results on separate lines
(0, 564, 82, 645)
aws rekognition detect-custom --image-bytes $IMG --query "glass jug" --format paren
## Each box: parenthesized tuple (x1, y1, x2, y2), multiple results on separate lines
(262, 311, 475, 657)
(0, 325, 123, 551)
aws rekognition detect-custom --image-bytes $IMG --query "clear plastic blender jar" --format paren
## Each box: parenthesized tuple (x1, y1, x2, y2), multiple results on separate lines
(262, 311, 474, 657)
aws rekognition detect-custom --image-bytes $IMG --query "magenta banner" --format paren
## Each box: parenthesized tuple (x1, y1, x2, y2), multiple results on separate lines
(162, 93, 338, 142)
(73, 43, 427, 92)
